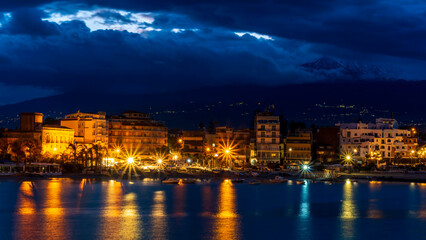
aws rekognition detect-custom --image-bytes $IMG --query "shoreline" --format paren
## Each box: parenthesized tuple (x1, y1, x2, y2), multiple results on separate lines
(1, 171, 425, 183)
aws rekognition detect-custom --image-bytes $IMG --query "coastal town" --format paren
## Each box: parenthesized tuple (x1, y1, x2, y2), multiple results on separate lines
(0, 108, 424, 183)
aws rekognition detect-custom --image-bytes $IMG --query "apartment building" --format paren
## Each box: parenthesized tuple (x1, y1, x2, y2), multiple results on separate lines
(338, 118, 417, 160)
(108, 111, 167, 156)
(285, 129, 312, 164)
(61, 111, 107, 145)
(254, 111, 280, 164)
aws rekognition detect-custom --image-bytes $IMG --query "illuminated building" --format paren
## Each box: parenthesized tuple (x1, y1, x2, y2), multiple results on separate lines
(41, 125, 74, 155)
(182, 130, 205, 155)
(61, 111, 107, 144)
(108, 111, 167, 156)
(285, 129, 312, 165)
(338, 118, 417, 161)
(0, 113, 74, 159)
(254, 110, 280, 164)
(20, 112, 43, 131)
(215, 127, 251, 166)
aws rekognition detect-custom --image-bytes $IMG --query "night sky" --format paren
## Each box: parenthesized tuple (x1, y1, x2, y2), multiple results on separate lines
(0, 1, 425, 106)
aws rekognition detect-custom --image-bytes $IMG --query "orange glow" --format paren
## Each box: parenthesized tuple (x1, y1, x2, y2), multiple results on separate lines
(213, 182, 239, 240)
(42, 180, 68, 240)
(15, 181, 39, 240)
(217, 139, 238, 168)
(99, 180, 142, 239)
(17, 181, 36, 215)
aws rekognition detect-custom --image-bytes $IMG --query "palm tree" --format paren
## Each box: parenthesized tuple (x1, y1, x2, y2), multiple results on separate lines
(22, 139, 41, 163)
(89, 143, 106, 172)
(11, 140, 26, 162)
(0, 139, 10, 160)
(67, 143, 82, 166)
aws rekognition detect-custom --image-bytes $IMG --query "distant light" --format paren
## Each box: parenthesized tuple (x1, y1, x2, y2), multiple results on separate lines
(53, 148, 57, 151)
(346, 155, 351, 160)
(187, 159, 191, 163)
(212, 143, 216, 147)
(214, 154, 219, 157)
(302, 165, 309, 170)
(116, 149, 120, 153)
(157, 158, 163, 164)
(225, 149, 230, 154)
(127, 157, 134, 164)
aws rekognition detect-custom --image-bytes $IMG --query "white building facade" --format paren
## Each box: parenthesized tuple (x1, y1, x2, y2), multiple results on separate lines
(338, 118, 417, 161)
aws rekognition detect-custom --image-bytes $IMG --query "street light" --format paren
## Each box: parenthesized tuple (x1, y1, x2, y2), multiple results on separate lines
(127, 157, 134, 164)
(157, 158, 163, 164)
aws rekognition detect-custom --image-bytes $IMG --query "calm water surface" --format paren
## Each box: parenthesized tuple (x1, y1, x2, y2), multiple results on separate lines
(0, 179, 424, 240)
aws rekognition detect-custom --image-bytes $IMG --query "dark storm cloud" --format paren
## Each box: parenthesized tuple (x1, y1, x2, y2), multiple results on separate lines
(1, 8, 59, 36)
(0, 0, 425, 105)
(0, 17, 313, 95)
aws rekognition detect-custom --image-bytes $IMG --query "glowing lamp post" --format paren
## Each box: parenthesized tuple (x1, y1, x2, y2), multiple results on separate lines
(299, 162, 312, 178)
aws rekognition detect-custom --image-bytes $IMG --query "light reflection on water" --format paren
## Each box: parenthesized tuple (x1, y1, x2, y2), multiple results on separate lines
(340, 181, 357, 240)
(151, 190, 167, 239)
(14, 181, 38, 240)
(297, 183, 311, 240)
(213, 182, 240, 240)
(98, 180, 142, 240)
(43, 180, 68, 240)
(7, 179, 426, 240)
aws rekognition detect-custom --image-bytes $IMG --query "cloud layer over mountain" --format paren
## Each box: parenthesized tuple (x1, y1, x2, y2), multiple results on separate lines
(0, 1, 425, 105)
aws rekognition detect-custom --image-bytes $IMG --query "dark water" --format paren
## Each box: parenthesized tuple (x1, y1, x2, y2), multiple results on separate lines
(0, 179, 424, 240)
